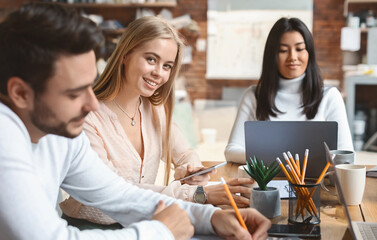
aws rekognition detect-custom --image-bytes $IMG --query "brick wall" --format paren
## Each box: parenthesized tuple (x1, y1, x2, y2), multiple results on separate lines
(176, 0, 363, 101)
(313, 0, 345, 84)
(2, 0, 376, 101)
(180, 0, 377, 101)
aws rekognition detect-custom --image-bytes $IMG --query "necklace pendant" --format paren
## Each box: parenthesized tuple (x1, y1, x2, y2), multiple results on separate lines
(131, 119, 136, 126)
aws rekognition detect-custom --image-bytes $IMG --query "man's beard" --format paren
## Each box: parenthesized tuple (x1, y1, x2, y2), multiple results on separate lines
(30, 98, 89, 139)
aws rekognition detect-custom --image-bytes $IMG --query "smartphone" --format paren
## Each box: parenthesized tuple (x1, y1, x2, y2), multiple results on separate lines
(177, 162, 227, 181)
(268, 224, 321, 238)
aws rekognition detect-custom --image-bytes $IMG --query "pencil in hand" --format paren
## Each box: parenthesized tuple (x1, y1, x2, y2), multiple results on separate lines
(220, 177, 248, 231)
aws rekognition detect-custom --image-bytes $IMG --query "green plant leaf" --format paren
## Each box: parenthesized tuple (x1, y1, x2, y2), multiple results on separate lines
(265, 165, 281, 184)
(243, 166, 254, 179)
(265, 161, 278, 176)
(260, 159, 266, 172)
(245, 155, 281, 190)
(245, 158, 254, 175)
(244, 157, 259, 181)
(253, 158, 266, 179)
(259, 182, 267, 191)
(245, 157, 254, 172)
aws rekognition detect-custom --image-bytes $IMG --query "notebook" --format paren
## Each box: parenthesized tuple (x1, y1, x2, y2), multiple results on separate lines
(324, 142, 377, 240)
(244, 121, 338, 178)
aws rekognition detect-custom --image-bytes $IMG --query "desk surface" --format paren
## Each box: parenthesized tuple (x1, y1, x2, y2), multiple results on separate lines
(202, 159, 377, 239)
(196, 140, 377, 164)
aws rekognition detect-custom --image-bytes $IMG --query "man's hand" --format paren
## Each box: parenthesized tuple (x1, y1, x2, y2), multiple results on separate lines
(211, 209, 271, 240)
(152, 200, 194, 240)
(174, 165, 214, 186)
(205, 178, 254, 207)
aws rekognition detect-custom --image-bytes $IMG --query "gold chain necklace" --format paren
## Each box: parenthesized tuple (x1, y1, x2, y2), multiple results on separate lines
(114, 98, 140, 127)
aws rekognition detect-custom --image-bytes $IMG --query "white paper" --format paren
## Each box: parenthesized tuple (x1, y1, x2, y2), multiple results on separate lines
(207, 180, 292, 198)
(268, 180, 291, 199)
(341, 27, 361, 51)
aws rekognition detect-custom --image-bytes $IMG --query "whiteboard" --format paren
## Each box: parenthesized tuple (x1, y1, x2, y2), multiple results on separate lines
(206, 1, 313, 80)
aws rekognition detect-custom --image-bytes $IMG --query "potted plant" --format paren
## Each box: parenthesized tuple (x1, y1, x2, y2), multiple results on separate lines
(244, 156, 281, 218)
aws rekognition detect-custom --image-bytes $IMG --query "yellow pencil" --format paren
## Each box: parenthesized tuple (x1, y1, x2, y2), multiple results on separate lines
(287, 152, 301, 179)
(220, 177, 248, 231)
(286, 165, 306, 218)
(301, 149, 309, 182)
(315, 162, 331, 184)
(276, 158, 306, 218)
(276, 158, 293, 183)
(307, 161, 332, 197)
(295, 153, 300, 174)
(283, 152, 301, 180)
(286, 165, 318, 216)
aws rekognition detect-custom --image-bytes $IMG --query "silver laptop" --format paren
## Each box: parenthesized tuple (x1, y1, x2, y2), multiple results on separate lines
(324, 142, 377, 240)
(244, 121, 337, 177)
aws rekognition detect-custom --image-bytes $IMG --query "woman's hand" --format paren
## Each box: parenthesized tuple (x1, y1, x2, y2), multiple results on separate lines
(205, 178, 254, 208)
(174, 165, 215, 186)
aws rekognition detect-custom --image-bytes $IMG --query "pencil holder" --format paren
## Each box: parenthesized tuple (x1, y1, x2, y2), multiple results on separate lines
(288, 180, 321, 225)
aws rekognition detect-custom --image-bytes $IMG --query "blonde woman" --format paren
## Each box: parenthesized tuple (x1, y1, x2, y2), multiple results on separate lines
(60, 16, 252, 228)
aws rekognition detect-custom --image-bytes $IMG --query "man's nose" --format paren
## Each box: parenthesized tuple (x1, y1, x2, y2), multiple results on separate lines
(83, 88, 99, 112)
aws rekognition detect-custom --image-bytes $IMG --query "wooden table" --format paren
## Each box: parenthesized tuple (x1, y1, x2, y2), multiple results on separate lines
(202, 160, 377, 239)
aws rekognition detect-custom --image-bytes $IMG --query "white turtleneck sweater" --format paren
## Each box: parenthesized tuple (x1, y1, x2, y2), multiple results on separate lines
(225, 74, 354, 164)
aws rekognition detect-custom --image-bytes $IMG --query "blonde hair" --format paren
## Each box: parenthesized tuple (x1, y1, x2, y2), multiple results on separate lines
(93, 16, 185, 185)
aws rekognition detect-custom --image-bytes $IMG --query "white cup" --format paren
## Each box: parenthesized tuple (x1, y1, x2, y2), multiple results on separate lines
(322, 164, 366, 205)
(238, 165, 250, 178)
(238, 165, 259, 197)
(328, 150, 355, 186)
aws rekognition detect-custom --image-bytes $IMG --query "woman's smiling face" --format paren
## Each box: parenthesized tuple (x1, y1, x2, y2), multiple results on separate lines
(278, 31, 309, 79)
(123, 38, 178, 97)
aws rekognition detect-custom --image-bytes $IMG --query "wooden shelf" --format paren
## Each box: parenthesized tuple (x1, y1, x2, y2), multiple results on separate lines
(347, 0, 377, 2)
(63, 2, 177, 8)
(344, 0, 377, 17)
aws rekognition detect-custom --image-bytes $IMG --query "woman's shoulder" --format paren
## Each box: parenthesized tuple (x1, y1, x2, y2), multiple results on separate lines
(246, 85, 257, 94)
(85, 102, 115, 124)
(323, 86, 342, 98)
(239, 85, 257, 104)
(321, 86, 345, 107)
(238, 85, 257, 100)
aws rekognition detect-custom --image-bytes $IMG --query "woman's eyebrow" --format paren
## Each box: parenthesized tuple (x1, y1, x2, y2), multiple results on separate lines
(280, 42, 305, 47)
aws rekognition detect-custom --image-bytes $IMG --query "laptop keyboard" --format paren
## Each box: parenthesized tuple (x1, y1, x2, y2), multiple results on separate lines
(357, 222, 377, 240)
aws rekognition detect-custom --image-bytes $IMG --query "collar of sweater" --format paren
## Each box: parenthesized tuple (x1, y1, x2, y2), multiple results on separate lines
(278, 73, 306, 94)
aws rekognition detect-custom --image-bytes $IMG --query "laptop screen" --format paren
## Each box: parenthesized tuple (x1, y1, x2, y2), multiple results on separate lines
(244, 121, 338, 177)
(324, 142, 358, 239)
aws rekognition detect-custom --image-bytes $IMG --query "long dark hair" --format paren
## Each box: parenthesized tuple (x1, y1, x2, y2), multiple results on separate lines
(255, 17, 323, 120)
(0, 3, 103, 96)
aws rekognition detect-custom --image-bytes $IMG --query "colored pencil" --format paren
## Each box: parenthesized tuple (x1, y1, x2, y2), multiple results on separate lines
(220, 177, 248, 231)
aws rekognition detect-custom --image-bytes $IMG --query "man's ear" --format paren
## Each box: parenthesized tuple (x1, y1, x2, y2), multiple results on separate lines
(7, 77, 34, 109)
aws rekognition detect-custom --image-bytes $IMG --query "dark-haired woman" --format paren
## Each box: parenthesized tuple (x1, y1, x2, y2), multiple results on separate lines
(225, 17, 353, 164)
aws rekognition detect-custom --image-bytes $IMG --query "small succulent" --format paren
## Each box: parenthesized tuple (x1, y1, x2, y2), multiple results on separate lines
(243, 156, 281, 191)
